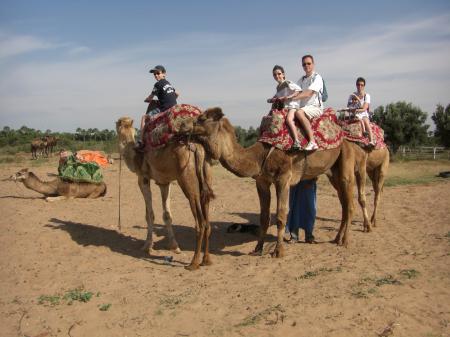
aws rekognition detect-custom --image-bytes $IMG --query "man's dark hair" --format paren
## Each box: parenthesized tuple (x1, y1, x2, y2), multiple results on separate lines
(301, 55, 314, 63)
(272, 65, 285, 73)
(356, 77, 366, 85)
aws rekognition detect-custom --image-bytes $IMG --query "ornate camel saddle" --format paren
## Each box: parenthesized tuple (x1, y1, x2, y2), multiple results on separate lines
(338, 119, 387, 149)
(143, 104, 202, 149)
(258, 107, 344, 151)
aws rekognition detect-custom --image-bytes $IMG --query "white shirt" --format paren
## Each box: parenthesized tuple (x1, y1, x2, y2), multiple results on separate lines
(275, 80, 301, 109)
(297, 72, 323, 108)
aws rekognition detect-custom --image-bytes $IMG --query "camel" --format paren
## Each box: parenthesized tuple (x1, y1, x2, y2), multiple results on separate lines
(326, 140, 390, 232)
(184, 107, 356, 258)
(9, 168, 107, 201)
(116, 117, 214, 270)
(44, 136, 58, 156)
(31, 138, 48, 159)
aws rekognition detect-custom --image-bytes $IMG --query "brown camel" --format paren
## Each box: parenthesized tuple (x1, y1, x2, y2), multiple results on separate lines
(44, 136, 58, 156)
(327, 142, 390, 232)
(31, 138, 48, 159)
(116, 117, 214, 270)
(9, 168, 107, 202)
(185, 107, 356, 257)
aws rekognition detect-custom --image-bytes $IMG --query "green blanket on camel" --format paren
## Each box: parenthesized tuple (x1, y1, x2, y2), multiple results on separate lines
(58, 154, 103, 183)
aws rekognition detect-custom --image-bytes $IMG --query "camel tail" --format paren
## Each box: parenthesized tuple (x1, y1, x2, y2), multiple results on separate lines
(193, 146, 215, 205)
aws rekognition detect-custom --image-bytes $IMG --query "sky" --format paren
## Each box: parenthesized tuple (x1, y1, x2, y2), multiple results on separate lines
(0, 0, 449, 132)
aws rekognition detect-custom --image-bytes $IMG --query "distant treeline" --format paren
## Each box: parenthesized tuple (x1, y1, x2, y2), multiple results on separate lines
(1, 101, 448, 156)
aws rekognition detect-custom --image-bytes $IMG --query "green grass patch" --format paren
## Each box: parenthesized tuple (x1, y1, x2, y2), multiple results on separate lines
(38, 287, 95, 306)
(99, 303, 112, 311)
(296, 267, 341, 280)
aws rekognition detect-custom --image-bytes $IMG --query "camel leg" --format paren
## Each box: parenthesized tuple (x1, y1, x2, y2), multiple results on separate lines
(334, 144, 355, 247)
(178, 174, 205, 271)
(137, 176, 155, 254)
(200, 165, 212, 266)
(252, 178, 271, 255)
(370, 160, 387, 228)
(272, 175, 290, 258)
(355, 165, 371, 233)
(158, 184, 181, 254)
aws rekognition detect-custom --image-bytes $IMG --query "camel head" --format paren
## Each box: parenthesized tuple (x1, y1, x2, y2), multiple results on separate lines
(116, 117, 136, 146)
(9, 168, 30, 182)
(185, 107, 237, 161)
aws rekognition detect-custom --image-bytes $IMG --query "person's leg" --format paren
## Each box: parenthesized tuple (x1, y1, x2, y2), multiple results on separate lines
(294, 109, 315, 142)
(363, 117, 375, 144)
(140, 114, 147, 142)
(304, 180, 317, 243)
(286, 109, 300, 143)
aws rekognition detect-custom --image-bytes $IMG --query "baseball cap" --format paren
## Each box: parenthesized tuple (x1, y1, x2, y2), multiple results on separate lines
(149, 65, 166, 73)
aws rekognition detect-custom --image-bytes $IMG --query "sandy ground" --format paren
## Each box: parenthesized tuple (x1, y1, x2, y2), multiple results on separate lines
(0, 157, 449, 337)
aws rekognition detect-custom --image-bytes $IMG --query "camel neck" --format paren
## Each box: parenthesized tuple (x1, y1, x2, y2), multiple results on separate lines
(220, 140, 267, 178)
(23, 172, 58, 196)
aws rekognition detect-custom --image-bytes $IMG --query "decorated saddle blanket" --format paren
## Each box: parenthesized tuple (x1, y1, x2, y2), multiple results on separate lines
(258, 107, 344, 151)
(58, 154, 103, 183)
(75, 150, 109, 167)
(143, 104, 202, 149)
(339, 119, 387, 149)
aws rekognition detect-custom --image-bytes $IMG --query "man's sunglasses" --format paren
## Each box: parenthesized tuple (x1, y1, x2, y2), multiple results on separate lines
(302, 62, 312, 66)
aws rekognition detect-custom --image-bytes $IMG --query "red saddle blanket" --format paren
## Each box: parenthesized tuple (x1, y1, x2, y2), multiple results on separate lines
(143, 104, 202, 149)
(339, 119, 387, 149)
(258, 107, 344, 151)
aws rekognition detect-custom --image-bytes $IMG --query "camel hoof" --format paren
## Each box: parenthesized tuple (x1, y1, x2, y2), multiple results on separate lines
(141, 242, 152, 254)
(185, 263, 200, 271)
(171, 247, 182, 254)
(249, 250, 263, 256)
(200, 257, 212, 266)
(271, 248, 285, 258)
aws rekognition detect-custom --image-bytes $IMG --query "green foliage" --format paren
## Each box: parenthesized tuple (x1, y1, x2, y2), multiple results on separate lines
(0, 125, 117, 155)
(234, 126, 259, 148)
(372, 101, 429, 153)
(63, 287, 93, 304)
(431, 104, 450, 147)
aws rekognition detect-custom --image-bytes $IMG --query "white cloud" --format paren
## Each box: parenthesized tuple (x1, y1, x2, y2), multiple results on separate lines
(0, 33, 57, 59)
(0, 14, 449, 131)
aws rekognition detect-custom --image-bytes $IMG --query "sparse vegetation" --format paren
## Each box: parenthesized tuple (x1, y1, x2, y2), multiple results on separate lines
(99, 303, 112, 311)
(38, 287, 95, 306)
(375, 275, 402, 286)
(400, 269, 420, 279)
(235, 304, 285, 327)
(296, 267, 341, 280)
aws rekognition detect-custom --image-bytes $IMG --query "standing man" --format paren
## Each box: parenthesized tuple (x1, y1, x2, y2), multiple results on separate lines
(285, 178, 318, 243)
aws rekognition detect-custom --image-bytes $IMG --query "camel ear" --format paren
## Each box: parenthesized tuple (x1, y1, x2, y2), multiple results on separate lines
(205, 107, 224, 121)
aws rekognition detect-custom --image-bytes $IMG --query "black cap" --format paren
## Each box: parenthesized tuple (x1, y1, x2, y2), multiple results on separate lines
(149, 65, 166, 73)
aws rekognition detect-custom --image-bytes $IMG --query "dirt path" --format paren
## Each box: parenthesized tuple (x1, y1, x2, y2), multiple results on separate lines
(0, 160, 449, 337)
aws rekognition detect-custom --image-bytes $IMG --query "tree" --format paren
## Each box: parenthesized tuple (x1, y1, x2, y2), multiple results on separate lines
(431, 104, 450, 147)
(372, 101, 429, 153)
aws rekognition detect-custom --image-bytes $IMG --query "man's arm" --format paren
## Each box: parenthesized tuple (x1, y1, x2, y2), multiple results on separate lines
(289, 89, 315, 101)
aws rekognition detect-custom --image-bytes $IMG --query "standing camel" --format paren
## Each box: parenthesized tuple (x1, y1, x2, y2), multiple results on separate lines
(366, 147, 389, 227)
(185, 108, 356, 257)
(9, 168, 106, 201)
(44, 136, 58, 156)
(31, 138, 48, 159)
(116, 117, 214, 270)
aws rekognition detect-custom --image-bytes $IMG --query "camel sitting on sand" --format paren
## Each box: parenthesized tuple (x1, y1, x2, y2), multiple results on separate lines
(116, 117, 214, 270)
(9, 168, 107, 202)
(184, 107, 356, 257)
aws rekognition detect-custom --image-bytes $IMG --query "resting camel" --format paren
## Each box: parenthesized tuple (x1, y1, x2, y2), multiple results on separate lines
(9, 168, 107, 201)
(116, 117, 214, 270)
(185, 108, 356, 257)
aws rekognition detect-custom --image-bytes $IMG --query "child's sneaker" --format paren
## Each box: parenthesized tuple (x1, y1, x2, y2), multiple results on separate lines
(291, 140, 302, 150)
(304, 141, 318, 151)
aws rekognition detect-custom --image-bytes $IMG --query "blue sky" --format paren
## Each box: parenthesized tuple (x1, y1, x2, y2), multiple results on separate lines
(0, 0, 449, 131)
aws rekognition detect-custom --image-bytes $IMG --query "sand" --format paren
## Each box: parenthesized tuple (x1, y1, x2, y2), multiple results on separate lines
(0, 158, 449, 337)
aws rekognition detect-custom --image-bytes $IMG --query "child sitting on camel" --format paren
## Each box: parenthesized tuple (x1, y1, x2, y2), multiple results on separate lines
(137, 65, 179, 148)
